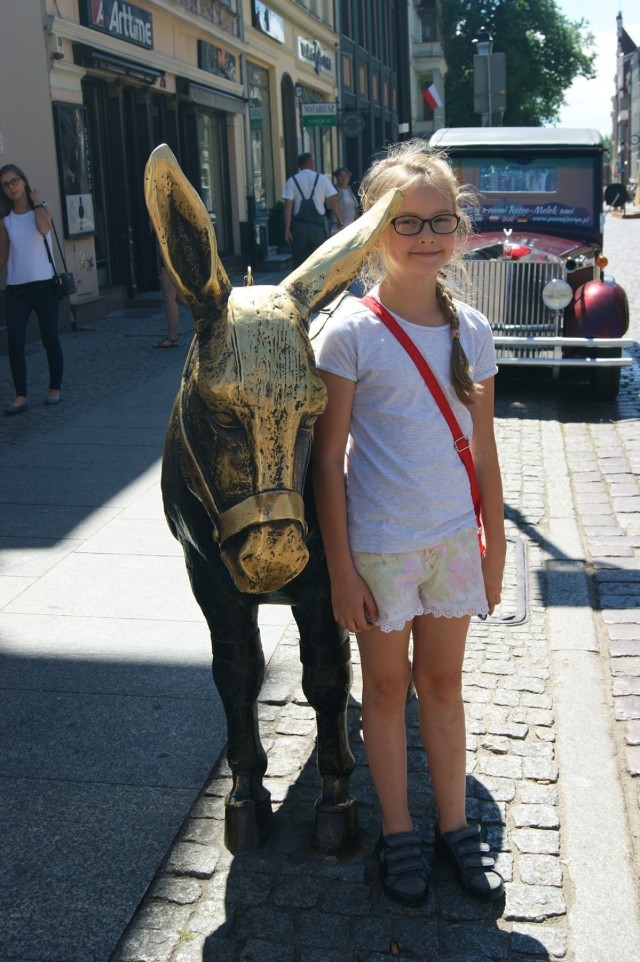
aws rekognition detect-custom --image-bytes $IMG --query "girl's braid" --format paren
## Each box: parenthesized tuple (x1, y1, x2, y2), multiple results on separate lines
(436, 278, 480, 406)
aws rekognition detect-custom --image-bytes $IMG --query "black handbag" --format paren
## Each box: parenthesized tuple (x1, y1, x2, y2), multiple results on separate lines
(43, 218, 76, 298)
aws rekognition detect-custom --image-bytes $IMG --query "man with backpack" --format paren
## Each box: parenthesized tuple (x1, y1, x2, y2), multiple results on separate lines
(283, 152, 344, 266)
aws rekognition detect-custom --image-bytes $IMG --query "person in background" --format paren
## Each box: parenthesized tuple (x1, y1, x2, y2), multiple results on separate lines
(153, 265, 180, 348)
(0, 163, 63, 415)
(331, 166, 359, 234)
(282, 152, 343, 267)
(313, 140, 506, 907)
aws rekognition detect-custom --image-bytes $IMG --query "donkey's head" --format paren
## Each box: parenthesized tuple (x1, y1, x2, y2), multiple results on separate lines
(145, 145, 401, 593)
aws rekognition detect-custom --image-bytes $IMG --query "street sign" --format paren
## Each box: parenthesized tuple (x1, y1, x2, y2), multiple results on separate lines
(342, 111, 365, 136)
(301, 102, 337, 127)
(474, 52, 506, 123)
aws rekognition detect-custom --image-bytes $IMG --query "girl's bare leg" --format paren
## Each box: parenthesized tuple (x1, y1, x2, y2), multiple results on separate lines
(356, 623, 413, 835)
(411, 613, 470, 833)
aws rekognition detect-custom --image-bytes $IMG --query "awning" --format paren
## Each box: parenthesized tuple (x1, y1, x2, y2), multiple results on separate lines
(73, 44, 164, 85)
(185, 82, 247, 114)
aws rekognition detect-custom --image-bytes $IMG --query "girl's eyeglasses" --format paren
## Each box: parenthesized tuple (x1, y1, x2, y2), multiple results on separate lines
(391, 214, 460, 235)
(1, 177, 21, 191)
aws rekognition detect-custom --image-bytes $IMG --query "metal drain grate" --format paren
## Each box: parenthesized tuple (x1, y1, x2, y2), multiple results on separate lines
(475, 535, 528, 626)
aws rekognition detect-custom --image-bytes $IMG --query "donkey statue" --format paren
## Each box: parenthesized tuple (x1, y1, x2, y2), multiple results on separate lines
(145, 144, 402, 853)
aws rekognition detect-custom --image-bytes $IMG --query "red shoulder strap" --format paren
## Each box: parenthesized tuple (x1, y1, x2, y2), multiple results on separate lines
(361, 295, 484, 551)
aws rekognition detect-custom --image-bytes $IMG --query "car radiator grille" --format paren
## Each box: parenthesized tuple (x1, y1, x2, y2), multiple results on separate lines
(456, 260, 564, 358)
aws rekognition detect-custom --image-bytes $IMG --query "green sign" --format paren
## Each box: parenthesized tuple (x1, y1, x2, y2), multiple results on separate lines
(301, 103, 337, 128)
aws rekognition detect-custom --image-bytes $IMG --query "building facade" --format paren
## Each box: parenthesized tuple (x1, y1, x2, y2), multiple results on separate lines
(0, 0, 346, 329)
(409, 0, 446, 141)
(333, 0, 407, 183)
(612, 12, 640, 202)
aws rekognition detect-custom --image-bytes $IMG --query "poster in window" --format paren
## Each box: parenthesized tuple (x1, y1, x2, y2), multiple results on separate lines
(53, 102, 95, 237)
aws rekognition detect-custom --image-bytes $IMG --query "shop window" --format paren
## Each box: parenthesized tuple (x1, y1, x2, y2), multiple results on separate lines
(296, 84, 335, 177)
(340, 2, 354, 37)
(196, 111, 230, 252)
(358, 63, 368, 97)
(342, 53, 353, 91)
(248, 62, 275, 216)
(417, 1, 438, 43)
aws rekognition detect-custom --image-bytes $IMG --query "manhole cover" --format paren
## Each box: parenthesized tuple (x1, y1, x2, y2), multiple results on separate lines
(476, 535, 528, 625)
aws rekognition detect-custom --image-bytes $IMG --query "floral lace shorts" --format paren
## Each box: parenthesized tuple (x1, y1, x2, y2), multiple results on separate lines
(352, 526, 488, 633)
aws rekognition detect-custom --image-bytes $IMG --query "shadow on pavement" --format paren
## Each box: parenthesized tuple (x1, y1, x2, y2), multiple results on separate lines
(0, 651, 223, 962)
(123, 684, 553, 962)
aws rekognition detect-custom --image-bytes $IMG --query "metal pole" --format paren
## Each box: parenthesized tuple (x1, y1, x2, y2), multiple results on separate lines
(487, 56, 493, 127)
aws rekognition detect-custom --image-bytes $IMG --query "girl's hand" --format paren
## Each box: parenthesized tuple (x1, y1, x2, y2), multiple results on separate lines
(330, 569, 379, 634)
(481, 548, 505, 616)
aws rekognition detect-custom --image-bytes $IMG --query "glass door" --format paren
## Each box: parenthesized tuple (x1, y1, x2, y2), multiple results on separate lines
(196, 110, 231, 254)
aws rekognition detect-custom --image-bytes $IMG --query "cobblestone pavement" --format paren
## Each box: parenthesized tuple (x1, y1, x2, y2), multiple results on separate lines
(106, 219, 638, 962)
(2, 222, 639, 960)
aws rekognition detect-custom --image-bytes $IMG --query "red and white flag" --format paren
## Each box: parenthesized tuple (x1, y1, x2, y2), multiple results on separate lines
(422, 83, 442, 110)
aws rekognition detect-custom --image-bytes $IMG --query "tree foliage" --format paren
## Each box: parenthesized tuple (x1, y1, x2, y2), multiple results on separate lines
(440, 0, 597, 127)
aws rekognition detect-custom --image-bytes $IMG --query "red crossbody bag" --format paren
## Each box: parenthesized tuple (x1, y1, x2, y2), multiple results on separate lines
(360, 295, 484, 554)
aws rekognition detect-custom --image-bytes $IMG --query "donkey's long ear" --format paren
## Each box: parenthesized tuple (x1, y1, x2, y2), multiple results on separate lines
(281, 188, 403, 316)
(144, 144, 232, 310)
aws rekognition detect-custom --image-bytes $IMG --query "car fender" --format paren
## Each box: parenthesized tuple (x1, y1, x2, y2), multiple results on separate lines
(566, 279, 629, 339)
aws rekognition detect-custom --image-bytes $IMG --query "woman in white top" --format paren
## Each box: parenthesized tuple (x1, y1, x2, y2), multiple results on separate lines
(0, 163, 63, 414)
(332, 166, 359, 234)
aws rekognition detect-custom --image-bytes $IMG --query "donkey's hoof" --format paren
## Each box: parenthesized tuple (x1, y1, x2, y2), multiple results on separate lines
(224, 793, 273, 852)
(313, 795, 358, 852)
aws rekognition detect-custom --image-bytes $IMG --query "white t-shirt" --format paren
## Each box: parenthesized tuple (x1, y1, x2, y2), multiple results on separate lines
(4, 210, 54, 285)
(282, 168, 337, 216)
(337, 186, 358, 226)
(315, 291, 498, 553)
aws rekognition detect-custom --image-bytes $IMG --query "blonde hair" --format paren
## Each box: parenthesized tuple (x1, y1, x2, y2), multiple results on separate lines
(359, 139, 480, 405)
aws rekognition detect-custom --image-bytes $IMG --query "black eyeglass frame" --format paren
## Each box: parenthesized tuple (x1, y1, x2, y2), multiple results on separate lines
(1, 177, 22, 191)
(390, 213, 461, 236)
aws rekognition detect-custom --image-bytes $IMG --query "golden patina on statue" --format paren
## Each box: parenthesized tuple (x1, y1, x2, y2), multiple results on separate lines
(145, 144, 401, 852)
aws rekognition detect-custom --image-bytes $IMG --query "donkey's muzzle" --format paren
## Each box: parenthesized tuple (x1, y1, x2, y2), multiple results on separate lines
(217, 491, 309, 593)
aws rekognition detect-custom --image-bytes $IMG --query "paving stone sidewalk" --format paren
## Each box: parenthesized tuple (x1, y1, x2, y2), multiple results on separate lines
(107, 347, 640, 962)
(2, 241, 638, 961)
(108, 401, 572, 962)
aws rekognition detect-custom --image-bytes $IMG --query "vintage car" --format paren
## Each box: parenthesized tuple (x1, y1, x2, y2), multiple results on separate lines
(429, 127, 632, 400)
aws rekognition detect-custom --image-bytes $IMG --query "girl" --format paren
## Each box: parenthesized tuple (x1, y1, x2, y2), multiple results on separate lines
(313, 140, 506, 906)
(0, 163, 63, 414)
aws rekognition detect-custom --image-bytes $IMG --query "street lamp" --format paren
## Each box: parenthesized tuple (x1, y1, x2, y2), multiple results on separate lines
(473, 27, 506, 127)
(473, 28, 493, 125)
(473, 27, 493, 58)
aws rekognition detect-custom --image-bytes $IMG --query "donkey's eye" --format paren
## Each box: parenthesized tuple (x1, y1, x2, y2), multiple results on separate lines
(300, 413, 318, 431)
(209, 406, 240, 430)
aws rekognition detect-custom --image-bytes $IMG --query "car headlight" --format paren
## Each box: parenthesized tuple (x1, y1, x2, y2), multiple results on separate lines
(542, 278, 573, 311)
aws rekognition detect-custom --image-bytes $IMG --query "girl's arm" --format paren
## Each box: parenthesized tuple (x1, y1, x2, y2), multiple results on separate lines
(29, 189, 53, 237)
(313, 370, 378, 633)
(470, 376, 506, 614)
(0, 219, 8, 273)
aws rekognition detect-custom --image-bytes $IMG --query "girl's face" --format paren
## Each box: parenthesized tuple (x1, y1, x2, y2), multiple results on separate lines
(378, 182, 458, 283)
(336, 169, 351, 188)
(1, 171, 26, 204)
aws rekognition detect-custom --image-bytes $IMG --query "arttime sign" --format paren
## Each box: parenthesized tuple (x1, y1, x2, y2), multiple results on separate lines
(81, 0, 153, 49)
